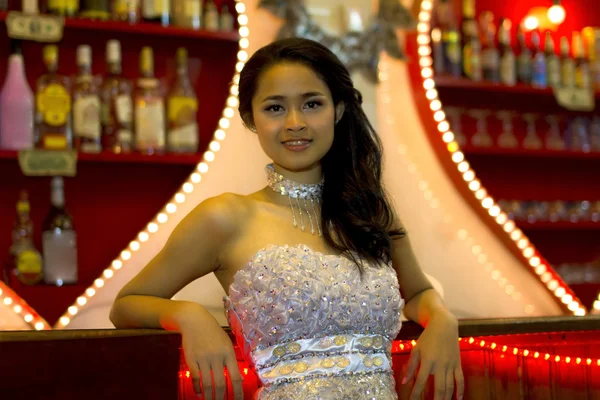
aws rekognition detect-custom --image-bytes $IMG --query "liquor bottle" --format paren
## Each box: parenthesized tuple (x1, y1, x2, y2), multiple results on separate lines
(112, 0, 140, 22)
(463, 35, 482, 81)
(461, 0, 477, 79)
(204, 0, 219, 31)
(479, 12, 499, 82)
(590, 29, 600, 90)
(42, 177, 77, 286)
(498, 19, 516, 86)
(560, 37, 575, 88)
(73, 45, 101, 153)
(142, 0, 169, 25)
(167, 48, 199, 153)
(171, 0, 201, 29)
(9, 191, 43, 286)
(101, 40, 134, 153)
(79, 0, 111, 19)
(134, 47, 165, 154)
(219, 4, 234, 31)
(516, 26, 532, 84)
(531, 31, 547, 88)
(545, 32, 561, 88)
(48, 0, 79, 16)
(573, 32, 591, 90)
(0, 40, 34, 151)
(35, 45, 72, 150)
(431, 28, 445, 75)
(436, 0, 461, 77)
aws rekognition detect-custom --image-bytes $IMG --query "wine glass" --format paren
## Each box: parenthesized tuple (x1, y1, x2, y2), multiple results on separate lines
(496, 110, 518, 148)
(445, 106, 467, 146)
(545, 115, 566, 151)
(522, 113, 542, 150)
(589, 116, 600, 151)
(566, 117, 591, 152)
(469, 109, 493, 147)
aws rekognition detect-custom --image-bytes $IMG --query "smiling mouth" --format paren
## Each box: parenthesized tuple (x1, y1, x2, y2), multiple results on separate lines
(282, 139, 312, 146)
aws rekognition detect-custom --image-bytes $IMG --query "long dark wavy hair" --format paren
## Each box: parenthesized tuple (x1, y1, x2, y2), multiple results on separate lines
(238, 37, 406, 268)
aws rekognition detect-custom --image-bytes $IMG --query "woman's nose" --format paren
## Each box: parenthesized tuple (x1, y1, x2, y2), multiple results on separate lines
(285, 109, 307, 132)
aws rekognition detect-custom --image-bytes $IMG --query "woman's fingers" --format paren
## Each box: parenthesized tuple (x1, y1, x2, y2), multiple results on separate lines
(225, 353, 244, 400)
(198, 361, 214, 399)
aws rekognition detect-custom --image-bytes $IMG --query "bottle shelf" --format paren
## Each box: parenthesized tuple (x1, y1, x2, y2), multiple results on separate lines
(434, 76, 600, 98)
(517, 221, 600, 231)
(0, 149, 203, 165)
(462, 146, 600, 160)
(0, 11, 240, 42)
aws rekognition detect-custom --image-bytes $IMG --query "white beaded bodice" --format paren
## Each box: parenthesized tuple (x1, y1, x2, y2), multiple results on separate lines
(223, 244, 404, 399)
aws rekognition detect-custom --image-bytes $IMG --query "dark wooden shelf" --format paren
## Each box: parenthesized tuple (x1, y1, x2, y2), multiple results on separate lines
(462, 146, 600, 160)
(0, 11, 239, 42)
(434, 76, 600, 98)
(0, 149, 202, 165)
(517, 221, 600, 231)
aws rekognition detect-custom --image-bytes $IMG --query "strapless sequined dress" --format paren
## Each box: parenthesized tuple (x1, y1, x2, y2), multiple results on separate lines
(223, 244, 405, 399)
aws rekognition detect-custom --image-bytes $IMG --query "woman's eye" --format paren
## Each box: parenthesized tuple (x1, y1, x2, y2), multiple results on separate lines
(305, 101, 321, 109)
(265, 105, 283, 112)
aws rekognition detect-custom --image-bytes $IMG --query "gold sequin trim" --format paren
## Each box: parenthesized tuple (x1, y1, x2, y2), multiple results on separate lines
(334, 336, 348, 346)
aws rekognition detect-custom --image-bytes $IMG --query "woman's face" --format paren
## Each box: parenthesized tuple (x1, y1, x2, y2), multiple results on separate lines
(251, 62, 342, 175)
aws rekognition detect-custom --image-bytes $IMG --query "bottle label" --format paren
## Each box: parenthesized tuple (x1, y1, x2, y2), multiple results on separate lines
(16, 249, 43, 285)
(562, 60, 575, 88)
(576, 64, 591, 89)
(547, 57, 561, 87)
(37, 83, 71, 127)
(42, 230, 77, 285)
(185, 0, 200, 17)
(74, 95, 101, 139)
(168, 123, 198, 151)
(116, 94, 133, 123)
(42, 134, 68, 150)
(168, 96, 198, 123)
(500, 53, 516, 85)
(135, 98, 165, 150)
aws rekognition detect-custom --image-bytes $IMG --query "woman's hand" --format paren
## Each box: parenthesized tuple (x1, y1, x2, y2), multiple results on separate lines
(403, 311, 464, 400)
(176, 303, 243, 400)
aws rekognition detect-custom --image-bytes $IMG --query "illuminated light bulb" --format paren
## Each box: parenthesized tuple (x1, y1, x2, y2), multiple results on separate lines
(421, 67, 433, 79)
(576, 357, 581, 364)
(481, 197, 494, 209)
(175, 193, 185, 204)
(502, 345, 508, 352)
(433, 110, 446, 122)
(555, 355, 560, 362)
(496, 213, 508, 224)
(418, 46, 431, 57)
(148, 223, 158, 233)
(237, 15, 248, 26)
(130, 240, 140, 251)
(68, 306, 78, 315)
(443, 132, 455, 143)
(513, 348, 519, 355)
(112, 259, 123, 269)
(517, 238, 529, 249)
(438, 121, 450, 132)
(35, 322, 44, 330)
(103, 269, 114, 279)
(547, 4, 566, 25)
(198, 163, 209, 173)
(226, 96, 238, 108)
(204, 151, 215, 162)
(13, 305, 22, 314)
(239, 26, 249, 37)
(235, 2, 245, 13)
(418, 11, 431, 21)
(423, 79, 435, 90)
(544, 354, 550, 360)
(218, 118, 230, 129)
(469, 180, 481, 191)
(479, 340, 485, 347)
(233, 74, 240, 85)
(447, 142, 459, 152)
(523, 247, 534, 258)
(77, 297, 87, 306)
(475, 189, 487, 200)
(157, 213, 168, 223)
(523, 15, 539, 31)
(547, 280, 559, 290)
(534, 352, 540, 358)
(541, 272, 552, 283)
(183, 182, 194, 193)
(417, 22, 429, 33)
(426, 89, 438, 100)
(121, 250, 131, 260)
(457, 161, 470, 172)
(567, 301, 578, 311)
(561, 294, 572, 304)
(463, 170, 475, 181)
(535, 265, 547, 275)
(491, 343, 497, 349)
(0, 289, 2, 295)
(191, 173, 201, 183)
(529, 257, 540, 267)
(235, 62, 244, 72)
(215, 129, 226, 140)
(468, 337, 475, 344)
(60, 316, 70, 326)
(586, 358, 592, 365)
(421, 0, 432, 10)
(239, 38, 249, 49)
(594, 300, 600, 310)
(503, 221, 515, 233)
(94, 279, 104, 288)
(86, 288, 96, 297)
(524, 350, 529, 357)
(230, 85, 239, 96)
(489, 205, 501, 217)
(510, 230, 522, 241)
(411, 340, 417, 346)
(4, 297, 12, 305)
(24, 314, 33, 323)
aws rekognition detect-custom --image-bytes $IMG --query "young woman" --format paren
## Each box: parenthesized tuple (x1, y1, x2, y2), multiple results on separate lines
(110, 37, 463, 400)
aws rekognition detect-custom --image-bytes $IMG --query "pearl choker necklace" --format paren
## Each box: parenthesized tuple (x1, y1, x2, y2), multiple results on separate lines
(265, 163, 323, 236)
